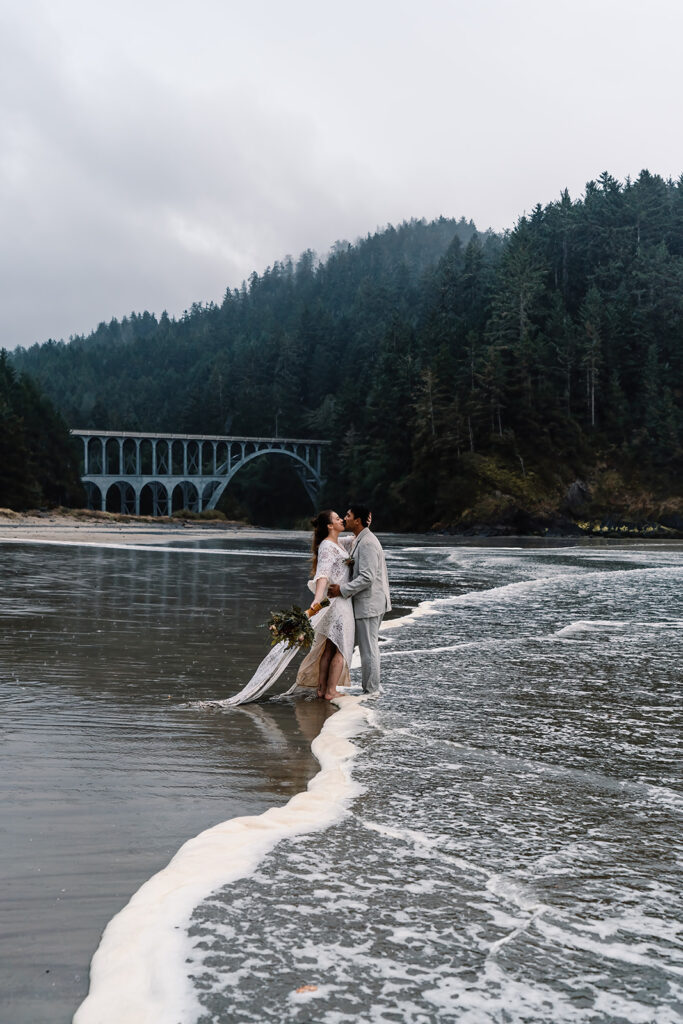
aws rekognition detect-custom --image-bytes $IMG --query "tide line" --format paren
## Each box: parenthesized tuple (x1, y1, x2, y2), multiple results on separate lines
(74, 695, 370, 1024)
(0, 537, 304, 557)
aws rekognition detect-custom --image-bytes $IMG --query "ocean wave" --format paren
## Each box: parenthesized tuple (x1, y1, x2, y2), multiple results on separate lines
(378, 566, 683, 643)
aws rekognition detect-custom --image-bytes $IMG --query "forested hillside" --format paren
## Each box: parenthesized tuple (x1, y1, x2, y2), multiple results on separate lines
(0, 353, 84, 510)
(10, 174, 683, 529)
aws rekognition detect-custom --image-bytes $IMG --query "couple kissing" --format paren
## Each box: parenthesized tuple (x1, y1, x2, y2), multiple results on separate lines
(295, 505, 391, 701)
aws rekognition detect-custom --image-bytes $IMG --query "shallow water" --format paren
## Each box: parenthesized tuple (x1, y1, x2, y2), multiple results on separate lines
(2, 537, 682, 1023)
(184, 539, 683, 1023)
(0, 539, 333, 1023)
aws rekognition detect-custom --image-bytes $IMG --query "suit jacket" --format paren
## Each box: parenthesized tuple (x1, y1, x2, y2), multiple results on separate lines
(339, 528, 391, 619)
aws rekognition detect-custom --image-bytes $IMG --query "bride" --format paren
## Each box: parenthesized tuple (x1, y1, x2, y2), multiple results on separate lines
(295, 510, 355, 701)
(221, 509, 355, 708)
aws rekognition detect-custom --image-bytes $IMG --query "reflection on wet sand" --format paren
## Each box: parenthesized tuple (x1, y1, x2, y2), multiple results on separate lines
(293, 694, 337, 743)
(1, 541, 313, 704)
(0, 540, 323, 1024)
(234, 699, 336, 755)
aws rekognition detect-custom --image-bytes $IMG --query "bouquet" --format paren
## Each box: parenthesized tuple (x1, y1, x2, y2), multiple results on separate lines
(267, 599, 330, 650)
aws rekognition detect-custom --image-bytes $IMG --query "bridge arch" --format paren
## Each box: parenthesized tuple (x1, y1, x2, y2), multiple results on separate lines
(205, 447, 322, 511)
(84, 480, 102, 510)
(86, 437, 103, 475)
(106, 480, 136, 514)
(201, 480, 223, 508)
(139, 439, 154, 475)
(140, 481, 170, 517)
(122, 438, 137, 474)
(171, 480, 199, 514)
(105, 438, 121, 475)
(156, 439, 171, 475)
(171, 441, 184, 476)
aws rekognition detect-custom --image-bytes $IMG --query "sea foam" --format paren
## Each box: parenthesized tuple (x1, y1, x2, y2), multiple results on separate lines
(73, 696, 370, 1024)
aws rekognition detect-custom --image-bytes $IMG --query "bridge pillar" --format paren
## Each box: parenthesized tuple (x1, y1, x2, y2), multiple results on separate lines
(152, 439, 157, 475)
(82, 436, 89, 475)
(183, 442, 188, 476)
(212, 441, 217, 474)
(135, 439, 141, 475)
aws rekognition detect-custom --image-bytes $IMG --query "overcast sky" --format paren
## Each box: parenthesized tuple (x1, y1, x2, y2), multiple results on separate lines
(1, 0, 682, 349)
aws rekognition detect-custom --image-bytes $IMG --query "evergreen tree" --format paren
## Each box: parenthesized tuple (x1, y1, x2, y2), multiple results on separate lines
(0, 351, 84, 510)
(8, 189, 683, 528)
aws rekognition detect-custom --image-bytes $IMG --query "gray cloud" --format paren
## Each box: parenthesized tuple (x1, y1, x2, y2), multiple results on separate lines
(2, 0, 682, 348)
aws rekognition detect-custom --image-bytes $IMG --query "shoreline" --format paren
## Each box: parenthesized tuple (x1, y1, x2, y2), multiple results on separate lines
(74, 696, 370, 1023)
(1, 508, 681, 547)
(0, 510, 305, 547)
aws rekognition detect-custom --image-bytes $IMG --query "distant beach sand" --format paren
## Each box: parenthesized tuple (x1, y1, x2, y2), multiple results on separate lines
(0, 509, 300, 547)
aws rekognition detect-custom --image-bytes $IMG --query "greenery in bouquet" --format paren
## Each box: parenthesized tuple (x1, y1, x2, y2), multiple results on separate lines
(267, 599, 330, 650)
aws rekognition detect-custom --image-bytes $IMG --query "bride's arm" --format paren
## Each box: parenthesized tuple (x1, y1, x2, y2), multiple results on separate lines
(310, 576, 328, 608)
(309, 541, 333, 610)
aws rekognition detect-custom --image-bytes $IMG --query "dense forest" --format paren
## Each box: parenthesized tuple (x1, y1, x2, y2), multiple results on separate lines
(9, 172, 683, 529)
(0, 352, 84, 510)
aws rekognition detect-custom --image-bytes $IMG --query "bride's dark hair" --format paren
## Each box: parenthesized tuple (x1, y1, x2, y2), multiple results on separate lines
(310, 510, 333, 575)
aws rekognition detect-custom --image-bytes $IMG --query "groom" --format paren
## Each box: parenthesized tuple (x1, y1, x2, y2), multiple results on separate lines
(328, 504, 391, 694)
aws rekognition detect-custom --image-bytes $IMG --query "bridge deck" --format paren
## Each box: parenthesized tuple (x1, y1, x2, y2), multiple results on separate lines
(71, 430, 330, 444)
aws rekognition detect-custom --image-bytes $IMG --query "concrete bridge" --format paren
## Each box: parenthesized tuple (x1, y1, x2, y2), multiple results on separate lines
(71, 430, 330, 516)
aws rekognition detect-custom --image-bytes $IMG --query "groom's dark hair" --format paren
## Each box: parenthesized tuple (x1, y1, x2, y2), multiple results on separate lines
(348, 503, 370, 527)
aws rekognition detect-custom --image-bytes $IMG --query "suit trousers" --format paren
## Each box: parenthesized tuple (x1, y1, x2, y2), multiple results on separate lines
(355, 615, 384, 693)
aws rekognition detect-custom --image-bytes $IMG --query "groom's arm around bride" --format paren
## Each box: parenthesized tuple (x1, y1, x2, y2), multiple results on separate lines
(328, 505, 391, 694)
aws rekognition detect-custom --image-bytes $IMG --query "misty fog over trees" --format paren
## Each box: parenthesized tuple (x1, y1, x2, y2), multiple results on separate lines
(6, 171, 683, 527)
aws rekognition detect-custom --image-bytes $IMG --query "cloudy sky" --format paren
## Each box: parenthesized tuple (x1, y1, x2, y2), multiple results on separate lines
(1, 0, 682, 349)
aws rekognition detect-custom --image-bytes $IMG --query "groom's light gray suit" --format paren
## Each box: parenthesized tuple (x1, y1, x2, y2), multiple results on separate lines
(340, 528, 391, 693)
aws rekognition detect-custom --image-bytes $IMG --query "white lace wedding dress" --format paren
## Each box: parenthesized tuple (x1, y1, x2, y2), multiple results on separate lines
(222, 536, 355, 706)
(289, 537, 355, 694)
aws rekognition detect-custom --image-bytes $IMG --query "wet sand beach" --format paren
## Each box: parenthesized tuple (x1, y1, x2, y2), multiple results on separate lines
(0, 525, 333, 1023)
(2, 522, 681, 1023)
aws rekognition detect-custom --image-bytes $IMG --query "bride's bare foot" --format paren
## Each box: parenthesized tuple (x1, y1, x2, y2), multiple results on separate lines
(325, 689, 340, 701)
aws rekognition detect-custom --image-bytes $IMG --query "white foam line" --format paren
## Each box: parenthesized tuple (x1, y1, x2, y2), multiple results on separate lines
(486, 911, 544, 958)
(379, 565, 683, 640)
(553, 619, 630, 636)
(378, 641, 483, 659)
(0, 537, 304, 557)
(73, 695, 370, 1024)
(534, 917, 683, 977)
(360, 819, 491, 880)
(379, 601, 440, 630)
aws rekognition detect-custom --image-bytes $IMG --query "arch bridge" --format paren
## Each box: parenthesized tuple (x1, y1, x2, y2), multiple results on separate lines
(71, 430, 330, 516)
